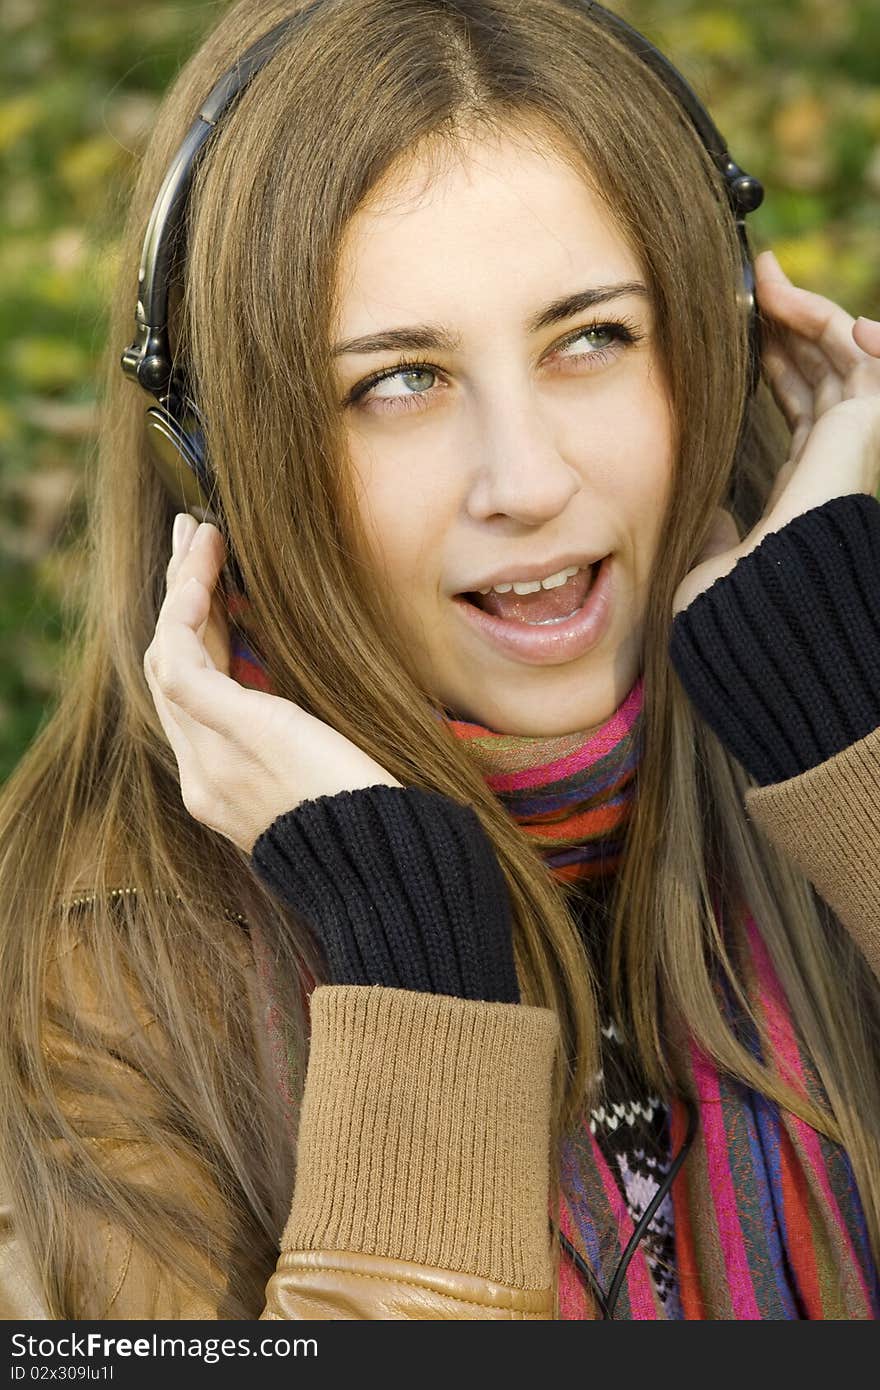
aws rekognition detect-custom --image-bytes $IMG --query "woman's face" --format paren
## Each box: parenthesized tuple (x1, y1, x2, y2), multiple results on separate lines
(332, 124, 676, 734)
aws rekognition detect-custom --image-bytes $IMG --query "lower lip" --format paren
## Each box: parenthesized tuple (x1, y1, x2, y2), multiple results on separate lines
(451, 554, 615, 666)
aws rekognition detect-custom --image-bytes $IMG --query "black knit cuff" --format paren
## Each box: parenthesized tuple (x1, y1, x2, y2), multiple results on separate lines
(669, 492, 880, 787)
(249, 784, 520, 1003)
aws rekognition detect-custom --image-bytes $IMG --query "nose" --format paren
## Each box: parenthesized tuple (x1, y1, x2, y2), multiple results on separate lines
(464, 388, 581, 526)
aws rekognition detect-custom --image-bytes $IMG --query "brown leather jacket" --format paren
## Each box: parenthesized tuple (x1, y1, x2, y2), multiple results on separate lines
(3, 725, 879, 1319)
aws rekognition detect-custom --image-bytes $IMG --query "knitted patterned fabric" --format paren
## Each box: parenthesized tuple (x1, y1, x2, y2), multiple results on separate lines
(227, 602, 878, 1320)
(437, 679, 642, 884)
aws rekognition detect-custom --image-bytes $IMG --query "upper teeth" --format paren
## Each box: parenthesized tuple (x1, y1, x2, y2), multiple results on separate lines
(477, 564, 584, 596)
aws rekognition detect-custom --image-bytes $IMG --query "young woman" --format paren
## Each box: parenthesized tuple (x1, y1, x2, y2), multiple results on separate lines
(1, 0, 879, 1320)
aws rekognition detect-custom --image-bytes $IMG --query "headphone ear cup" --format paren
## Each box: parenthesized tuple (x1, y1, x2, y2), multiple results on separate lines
(144, 402, 217, 523)
(144, 401, 248, 599)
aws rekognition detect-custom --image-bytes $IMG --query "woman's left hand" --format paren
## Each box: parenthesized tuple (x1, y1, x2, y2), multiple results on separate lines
(672, 251, 880, 617)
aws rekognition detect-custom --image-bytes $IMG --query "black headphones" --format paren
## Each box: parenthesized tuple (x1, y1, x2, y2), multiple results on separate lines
(121, 0, 765, 601)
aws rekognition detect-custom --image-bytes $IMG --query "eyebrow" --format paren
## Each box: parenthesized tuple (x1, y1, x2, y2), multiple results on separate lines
(331, 281, 649, 356)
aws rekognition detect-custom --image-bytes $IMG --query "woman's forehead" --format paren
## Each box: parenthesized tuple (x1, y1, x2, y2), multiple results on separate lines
(341, 121, 620, 244)
(333, 130, 643, 336)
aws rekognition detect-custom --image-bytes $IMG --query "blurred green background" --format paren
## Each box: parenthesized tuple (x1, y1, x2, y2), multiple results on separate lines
(1, 0, 879, 781)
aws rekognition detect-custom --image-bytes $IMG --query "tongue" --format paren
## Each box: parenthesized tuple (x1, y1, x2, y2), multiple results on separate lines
(471, 566, 593, 623)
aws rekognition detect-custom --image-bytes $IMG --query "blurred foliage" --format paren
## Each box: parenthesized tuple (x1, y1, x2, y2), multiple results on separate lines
(1, 0, 879, 779)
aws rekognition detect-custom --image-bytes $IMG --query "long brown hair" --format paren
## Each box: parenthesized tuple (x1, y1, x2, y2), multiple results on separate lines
(2, 0, 878, 1318)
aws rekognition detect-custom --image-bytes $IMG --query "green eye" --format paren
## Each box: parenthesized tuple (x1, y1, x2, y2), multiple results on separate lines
(373, 367, 436, 396)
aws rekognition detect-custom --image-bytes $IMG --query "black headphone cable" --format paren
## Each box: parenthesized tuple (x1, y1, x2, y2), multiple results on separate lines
(554, 1095, 699, 1319)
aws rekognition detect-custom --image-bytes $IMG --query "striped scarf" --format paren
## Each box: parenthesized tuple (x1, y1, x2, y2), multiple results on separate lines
(229, 617, 878, 1319)
(438, 677, 642, 885)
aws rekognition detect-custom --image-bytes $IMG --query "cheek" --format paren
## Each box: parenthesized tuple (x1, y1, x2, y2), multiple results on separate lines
(349, 440, 448, 598)
(611, 392, 676, 574)
(599, 403, 675, 515)
(628, 373, 676, 499)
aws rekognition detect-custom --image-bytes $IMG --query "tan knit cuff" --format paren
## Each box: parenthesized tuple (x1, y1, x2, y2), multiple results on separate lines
(745, 721, 880, 981)
(281, 985, 559, 1290)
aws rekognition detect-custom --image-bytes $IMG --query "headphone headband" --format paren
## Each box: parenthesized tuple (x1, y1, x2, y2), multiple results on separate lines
(581, 1, 763, 216)
(120, 4, 325, 401)
(121, 0, 764, 407)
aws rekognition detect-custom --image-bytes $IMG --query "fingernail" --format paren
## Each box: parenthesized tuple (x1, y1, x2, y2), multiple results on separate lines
(172, 513, 195, 556)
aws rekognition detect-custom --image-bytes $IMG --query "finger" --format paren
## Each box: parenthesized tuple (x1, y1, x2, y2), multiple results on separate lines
(146, 662, 195, 766)
(166, 512, 199, 580)
(761, 298, 848, 394)
(143, 623, 199, 771)
(201, 591, 229, 674)
(755, 259, 869, 379)
(144, 662, 228, 833)
(777, 324, 843, 392)
(182, 528, 233, 675)
(756, 250, 856, 372)
(146, 528, 232, 778)
(165, 560, 215, 663)
(853, 315, 880, 358)
(144, 596, 234, 821)
(150, 575, 213, 709)
(766, 317, 872, 414)
(842, 360, 880, 407)
(756, 248, 878, 369)
(151, 574, 239, 734)
(762, 334, 815, 435)
(165, 522, 227, 657)
(166, 521, 223, 604)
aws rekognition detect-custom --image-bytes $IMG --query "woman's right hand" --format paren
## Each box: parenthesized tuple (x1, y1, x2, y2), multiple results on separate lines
(672, 252, 880, 619)
(143, 516, 403, 856)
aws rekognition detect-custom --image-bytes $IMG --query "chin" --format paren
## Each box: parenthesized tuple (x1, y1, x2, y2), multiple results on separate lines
(444, 665, 624, 736)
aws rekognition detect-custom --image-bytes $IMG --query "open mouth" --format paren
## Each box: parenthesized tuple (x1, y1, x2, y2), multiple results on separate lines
(458, 559, 601, 626)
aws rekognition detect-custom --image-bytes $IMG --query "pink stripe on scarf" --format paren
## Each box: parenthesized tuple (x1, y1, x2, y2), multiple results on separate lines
(459, 677, 643, 793)
(589, 1129, 659, 1318)
(743, 914, 873, 1311)
(555, 1196, 596, 1319)
(689, 1037, 762, 1318)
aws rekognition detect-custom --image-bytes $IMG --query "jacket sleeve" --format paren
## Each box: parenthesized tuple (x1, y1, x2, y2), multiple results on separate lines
(741, 728, 880, 983)
(247, 783, 559, 1317)
(259, 985, 558, 1319)
(2, 929, 558, 1319)
(669, 491, 880, 980)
